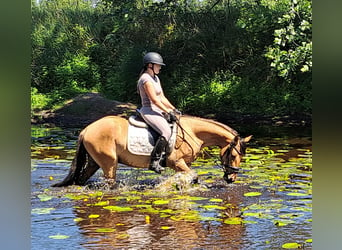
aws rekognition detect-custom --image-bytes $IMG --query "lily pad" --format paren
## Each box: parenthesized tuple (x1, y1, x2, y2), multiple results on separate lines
(139, 207, 161, 214)
(201, 204, 226, 210)
(37, 194, 54, 202)
(279, 213, 304, 219)
(188, 196, 208, 201)
(116, 233, 130, 239)
(223, 217, 243, 225)
(282, 242, 301, 248)
(134, 204, 153, 209)
(32, 207, 55, 215)
(95, 228, 116, 233)
(243, 212, 261, 218)
(209, 198, 223, 202)
(170, 211, 201, 221)
(274, 219, 295, 226)
(197, 171, 209, 175)
(64, 193, 89, 200)
(88, 214, 100, 218)
(49, 234, 70, 240)
(245, 204, 264, 210)
(274, 221, 287, 226)
(159, 209, 176, 214)
(103, 205, 133, 212)
(92, 201, 109, 206)
(242, 220, 258, 224)
(200, 216, 222, 222)
(244, 192, 262, 197)
(153, 200, 169, 205)
(89, 191, 104, 197)
(286, 192, 308, 197)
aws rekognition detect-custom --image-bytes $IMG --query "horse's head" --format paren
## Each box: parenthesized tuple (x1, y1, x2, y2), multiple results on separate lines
(220, 135, 252, 184)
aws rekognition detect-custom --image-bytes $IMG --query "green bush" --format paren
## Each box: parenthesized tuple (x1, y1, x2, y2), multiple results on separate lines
(31, 87, 51, 111)
(31, 0, 312, 119)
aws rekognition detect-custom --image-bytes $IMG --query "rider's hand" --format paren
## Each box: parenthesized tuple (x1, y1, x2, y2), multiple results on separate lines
(168, 111, 177, 122)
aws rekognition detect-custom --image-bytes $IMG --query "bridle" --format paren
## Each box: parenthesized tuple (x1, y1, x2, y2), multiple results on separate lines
(221, 139, 245, 175)
(175, 116, 245, 176)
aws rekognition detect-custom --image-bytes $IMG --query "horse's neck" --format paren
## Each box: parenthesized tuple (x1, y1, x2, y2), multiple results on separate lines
(182, 117, 236, 148)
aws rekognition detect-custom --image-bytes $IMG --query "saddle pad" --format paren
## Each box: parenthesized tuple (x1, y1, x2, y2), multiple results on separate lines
(127, 122, 178, 156)
(127, 125, 156, 156)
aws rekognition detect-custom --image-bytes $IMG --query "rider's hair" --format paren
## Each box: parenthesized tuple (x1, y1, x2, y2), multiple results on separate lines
(139, 64, 148, 78)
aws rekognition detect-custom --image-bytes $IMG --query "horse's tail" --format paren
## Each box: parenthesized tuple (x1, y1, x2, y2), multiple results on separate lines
(51, 134, 87, 187)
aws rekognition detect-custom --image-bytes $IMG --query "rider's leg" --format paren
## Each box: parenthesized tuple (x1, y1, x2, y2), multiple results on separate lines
(149, 135, 168, 173)
(140, 108, 172, 173)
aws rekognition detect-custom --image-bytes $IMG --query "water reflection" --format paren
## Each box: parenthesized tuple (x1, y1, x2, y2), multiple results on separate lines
(71, 189, 247, 249)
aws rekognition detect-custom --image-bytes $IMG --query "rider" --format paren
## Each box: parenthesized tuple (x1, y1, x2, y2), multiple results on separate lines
(137, 52, 179, 174)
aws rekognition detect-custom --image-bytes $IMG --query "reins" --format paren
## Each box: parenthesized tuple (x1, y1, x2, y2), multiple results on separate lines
(174, 116, 241, 173)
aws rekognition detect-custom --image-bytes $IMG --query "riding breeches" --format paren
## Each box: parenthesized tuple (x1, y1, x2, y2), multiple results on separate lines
(139, 106, 172, 140)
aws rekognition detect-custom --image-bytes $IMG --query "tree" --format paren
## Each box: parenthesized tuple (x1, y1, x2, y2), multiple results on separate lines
(264, 0, 312, 81)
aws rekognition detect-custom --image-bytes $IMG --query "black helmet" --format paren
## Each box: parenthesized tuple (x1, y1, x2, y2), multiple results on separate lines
(143, 52, 165, 66)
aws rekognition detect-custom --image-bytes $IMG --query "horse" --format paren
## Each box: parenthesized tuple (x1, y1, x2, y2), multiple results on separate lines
(52, 115, 252, 187)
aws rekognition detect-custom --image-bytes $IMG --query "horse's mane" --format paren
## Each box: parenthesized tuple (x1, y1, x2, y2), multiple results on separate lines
(181, 115, 239, 136)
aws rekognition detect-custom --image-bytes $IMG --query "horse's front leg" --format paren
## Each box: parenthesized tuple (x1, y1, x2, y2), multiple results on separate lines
(173, 158, 192, 172)
(170, 158, 198, 184)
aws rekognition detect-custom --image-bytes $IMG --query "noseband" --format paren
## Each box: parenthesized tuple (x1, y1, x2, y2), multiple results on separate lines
(222, 139, 244, 175)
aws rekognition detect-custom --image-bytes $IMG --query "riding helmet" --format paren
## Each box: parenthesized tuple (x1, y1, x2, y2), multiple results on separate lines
(143, 52, 166, 66)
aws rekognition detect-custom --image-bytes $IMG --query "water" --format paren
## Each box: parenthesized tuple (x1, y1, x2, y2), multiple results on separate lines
(31, 124, 312, 249)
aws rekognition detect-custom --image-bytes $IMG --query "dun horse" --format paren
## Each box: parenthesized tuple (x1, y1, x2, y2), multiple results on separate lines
(52, 115, 252, 187)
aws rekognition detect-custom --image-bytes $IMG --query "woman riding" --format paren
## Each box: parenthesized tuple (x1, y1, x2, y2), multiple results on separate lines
(137, 52, 179, 174)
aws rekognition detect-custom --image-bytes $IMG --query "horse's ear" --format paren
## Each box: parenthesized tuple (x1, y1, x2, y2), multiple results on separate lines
(242, 135, 253, 143)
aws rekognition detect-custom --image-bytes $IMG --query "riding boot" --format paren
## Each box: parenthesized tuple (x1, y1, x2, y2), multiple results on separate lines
(149, 136, 168, 174)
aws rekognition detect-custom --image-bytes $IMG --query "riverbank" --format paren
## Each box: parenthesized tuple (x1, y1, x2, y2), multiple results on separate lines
(31, 93, 137, 128)
(31, 92, 311, 128)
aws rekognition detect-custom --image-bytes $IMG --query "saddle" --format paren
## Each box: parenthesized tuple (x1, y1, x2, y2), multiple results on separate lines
(127, 110, 177, 156)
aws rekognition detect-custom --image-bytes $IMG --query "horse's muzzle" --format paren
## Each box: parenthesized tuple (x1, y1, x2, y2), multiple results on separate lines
(223, 166, 240, 184)
(223, 172, 237, 183)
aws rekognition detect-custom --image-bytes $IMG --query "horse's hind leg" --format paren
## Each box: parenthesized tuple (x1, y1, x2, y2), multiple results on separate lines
(96, 153, 118, 183)
(83, 133, 119, 185)
(84, 147, 118, 183)
(77, 156, 100, 185)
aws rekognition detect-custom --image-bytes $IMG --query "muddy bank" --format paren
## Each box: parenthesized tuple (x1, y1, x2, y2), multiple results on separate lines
(31, 92, 311, 128)
(31, 93, 137, 128)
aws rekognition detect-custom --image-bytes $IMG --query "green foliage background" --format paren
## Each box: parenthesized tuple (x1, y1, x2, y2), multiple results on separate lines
(31, 0, 311, 119)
